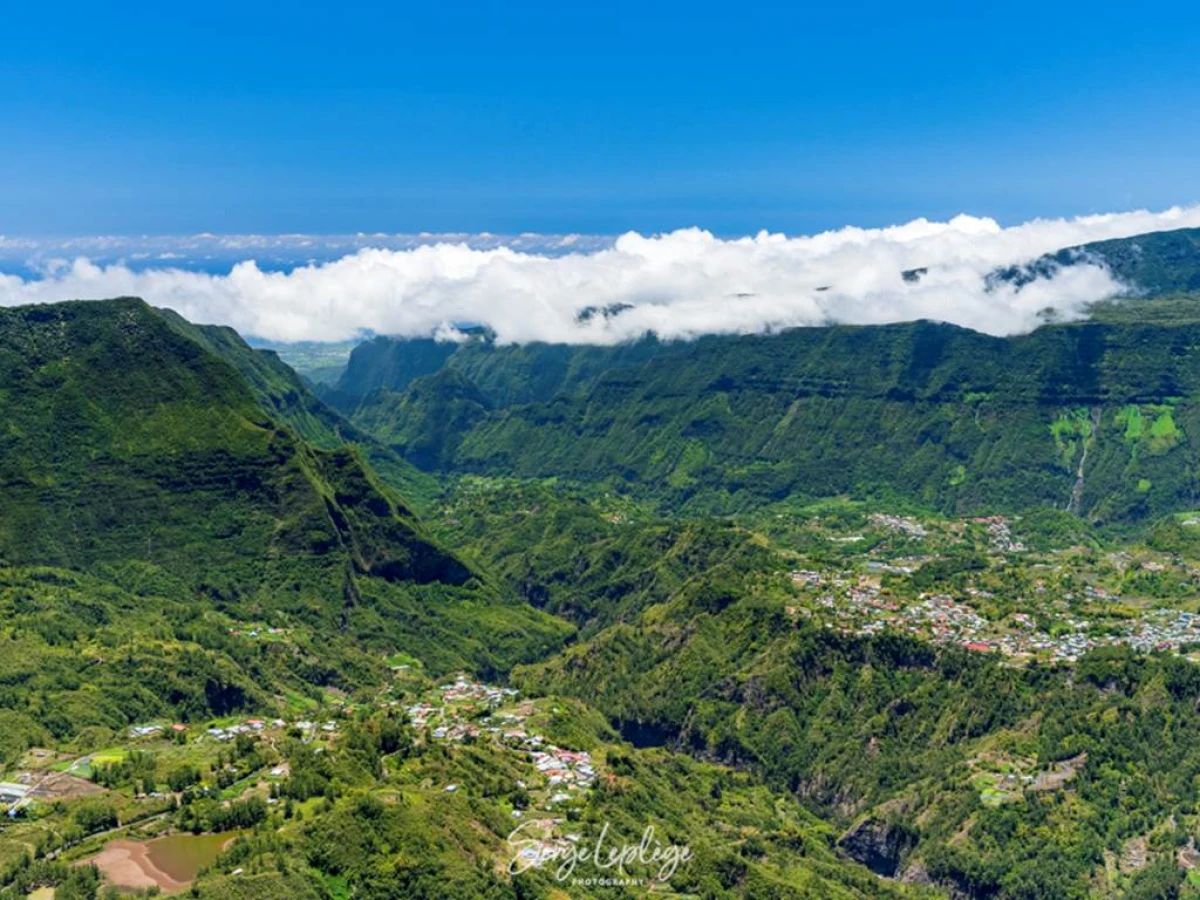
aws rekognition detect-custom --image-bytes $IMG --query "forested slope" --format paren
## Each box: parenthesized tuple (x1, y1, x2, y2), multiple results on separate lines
(0, 299, 572, 730)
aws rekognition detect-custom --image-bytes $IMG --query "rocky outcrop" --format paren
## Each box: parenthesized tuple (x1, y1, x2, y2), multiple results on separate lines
(837, 815, 917, 877)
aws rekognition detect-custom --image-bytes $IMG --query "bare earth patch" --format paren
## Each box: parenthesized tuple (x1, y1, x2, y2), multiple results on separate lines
(84, 839, 188, 894)
(26, 771, 106, 802)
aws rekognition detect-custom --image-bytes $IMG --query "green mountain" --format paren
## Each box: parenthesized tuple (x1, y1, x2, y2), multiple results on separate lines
(0, 304, 932, 900)
(325, 332, 671, 411)
(421, 479, 1200, 899)
(0, 298, 452, 582)
(334, 320, 1200, 524)
(14, 227, 1200, 900)
(0, 299, 571, 724)
(158, 308, 439, 510)
(326, 229, 1200, 526)
(1060, 226, 1200, 296)
(516, 583, 1200, 898)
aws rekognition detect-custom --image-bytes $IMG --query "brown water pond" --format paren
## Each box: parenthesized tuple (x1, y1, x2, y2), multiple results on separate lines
(142, 831, 238, 883)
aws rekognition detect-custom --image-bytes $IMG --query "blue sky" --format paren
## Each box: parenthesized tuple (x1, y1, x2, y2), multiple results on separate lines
(4, 0, 1200, 236)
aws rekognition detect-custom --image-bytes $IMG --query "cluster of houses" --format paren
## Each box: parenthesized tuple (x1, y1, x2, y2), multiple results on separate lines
(789, 569, 824, 587)
(785, 512, 1200, 664)
(430, 721, 480, 742)
(865, 559, 923, 575)
(202, 719, 274, 740)
(804, 562, 1200, 663)
(529, 746, 596, 803)
(919, 600, 1200, 661)
(972, 516, 1026, 553)
(1120, 609, 1200, 653)
(813, 579, 897, 617)
(440, 675, 519, 706)
(900, 594, 990, 644)
(203, 720, 269, 741)
(994, 624, 1093, 662)
(406, 676, 520, 733)
(869, 513, 928, 538)
(507, 818, 582, 871)
(129, 723, 188, 739)
(405, 676, 599, 816)
(124, 717, 340, 744)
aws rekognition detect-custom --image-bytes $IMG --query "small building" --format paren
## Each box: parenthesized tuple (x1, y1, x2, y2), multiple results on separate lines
(0, 783, 29, 804)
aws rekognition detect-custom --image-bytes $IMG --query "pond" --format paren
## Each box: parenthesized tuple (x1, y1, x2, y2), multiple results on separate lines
(143, 831, 238, 883)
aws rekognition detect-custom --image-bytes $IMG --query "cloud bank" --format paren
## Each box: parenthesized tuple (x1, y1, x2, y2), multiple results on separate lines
(4, 207, 1200, 344)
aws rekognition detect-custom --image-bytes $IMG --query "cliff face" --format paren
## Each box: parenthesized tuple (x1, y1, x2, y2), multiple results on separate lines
(336, 319, 1200, 522)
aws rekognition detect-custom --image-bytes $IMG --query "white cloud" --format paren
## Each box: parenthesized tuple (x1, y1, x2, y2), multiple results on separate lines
(2, 207, 1199, 344)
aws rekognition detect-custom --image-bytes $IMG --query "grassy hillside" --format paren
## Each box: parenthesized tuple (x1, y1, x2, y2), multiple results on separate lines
(1074, 227, 1200, 295)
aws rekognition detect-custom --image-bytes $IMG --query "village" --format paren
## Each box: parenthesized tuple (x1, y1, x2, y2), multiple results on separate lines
(0, 665, 614, 892)
(793, 564, 1200, 662)
(787, 512, 1200, 664)
(400, 673, 602, 867)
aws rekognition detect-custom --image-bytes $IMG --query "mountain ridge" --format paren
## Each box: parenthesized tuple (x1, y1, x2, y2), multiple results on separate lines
(0, 297, 572, 682)
(320, 228, 1200, 525)
(329, 319, 1200, 524)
